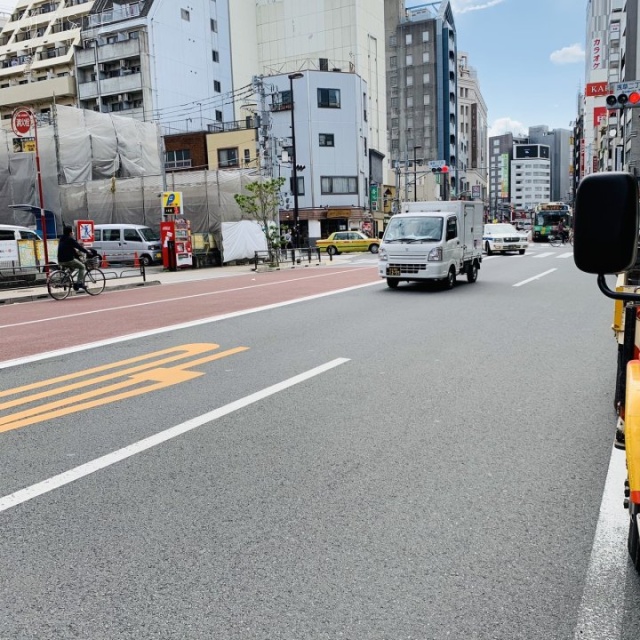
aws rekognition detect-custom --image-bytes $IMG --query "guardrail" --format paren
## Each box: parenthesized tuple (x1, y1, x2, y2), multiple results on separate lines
(253, 247, 323, 271)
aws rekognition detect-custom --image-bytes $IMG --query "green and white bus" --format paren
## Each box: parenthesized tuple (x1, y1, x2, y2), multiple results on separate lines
(533, 202, 572, 242)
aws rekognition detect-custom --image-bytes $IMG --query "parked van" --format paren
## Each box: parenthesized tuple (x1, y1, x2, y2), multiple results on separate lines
(92, 224, 162, 266)
(0, 224, 43, 268)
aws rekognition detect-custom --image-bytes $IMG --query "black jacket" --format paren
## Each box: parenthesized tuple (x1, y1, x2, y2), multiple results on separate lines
(57, 235, 89, 263)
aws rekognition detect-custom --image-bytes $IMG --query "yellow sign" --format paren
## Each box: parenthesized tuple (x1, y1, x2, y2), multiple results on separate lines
(162, 191, 183, 215)
(0, 343, 248, 433)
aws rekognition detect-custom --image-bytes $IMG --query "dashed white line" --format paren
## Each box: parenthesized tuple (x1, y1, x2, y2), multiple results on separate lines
(0, 358, 350, 513)
(513, 268, 557, 287)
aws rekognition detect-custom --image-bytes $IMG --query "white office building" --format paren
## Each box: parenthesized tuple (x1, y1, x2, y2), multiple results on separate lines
(510, 144, 551, 211)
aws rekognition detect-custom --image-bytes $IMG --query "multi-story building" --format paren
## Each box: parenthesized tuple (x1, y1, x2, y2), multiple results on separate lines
(384, 0, 458, 202)
(528, 125, 573, 202)
(510, 143, 551, 211)
(74, 0, 233, 132)
(457, 51, 487, 202)
(229, 0, 387, 170)
(619, 0, 640, 176)
(268, 70, 370, 244)
(0, 0, 95, 121)
(488, 133, 525, 218)
(580, 0, 624, 180)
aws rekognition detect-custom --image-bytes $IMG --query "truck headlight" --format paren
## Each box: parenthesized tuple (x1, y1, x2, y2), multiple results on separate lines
(378, 248, 388, 262)
(427, 246, 442, 262)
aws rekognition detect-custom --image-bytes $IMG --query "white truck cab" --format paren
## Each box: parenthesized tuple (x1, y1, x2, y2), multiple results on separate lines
(378, 201, 484, 289)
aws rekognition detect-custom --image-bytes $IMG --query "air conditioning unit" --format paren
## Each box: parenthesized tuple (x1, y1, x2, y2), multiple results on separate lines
(98, 63, 105, 71)
(122, 93, 131, 101)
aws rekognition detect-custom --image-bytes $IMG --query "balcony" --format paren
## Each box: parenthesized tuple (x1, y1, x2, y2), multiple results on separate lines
(0, 75, 76, 108)
(77, 72, 142, 100)
(76, 39, 141, 66)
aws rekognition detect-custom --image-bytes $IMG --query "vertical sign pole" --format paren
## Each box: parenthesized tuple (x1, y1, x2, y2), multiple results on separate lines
(31, 109, 50, 272)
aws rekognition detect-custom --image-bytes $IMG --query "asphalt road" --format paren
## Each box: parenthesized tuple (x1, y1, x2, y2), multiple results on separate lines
(1, 246, 639, 639)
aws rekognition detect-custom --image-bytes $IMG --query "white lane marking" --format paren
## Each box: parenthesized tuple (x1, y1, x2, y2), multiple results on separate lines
(533, 252, 554, 259)
(558, 252, 574, 259)
(0, 281, 381, 370)
(512, 268, 557, 287)
(0, 268, 374, 331)
(0, 358, 350, 514)
(573, 446, 629, 639)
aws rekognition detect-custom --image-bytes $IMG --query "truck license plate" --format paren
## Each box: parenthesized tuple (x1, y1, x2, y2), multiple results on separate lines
(387, 266, 401, 276)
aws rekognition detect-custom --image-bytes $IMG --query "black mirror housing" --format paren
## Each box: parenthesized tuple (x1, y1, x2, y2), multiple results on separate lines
(573, 172, 639, 274)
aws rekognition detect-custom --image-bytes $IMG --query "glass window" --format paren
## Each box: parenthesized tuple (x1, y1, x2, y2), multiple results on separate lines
(124, 229, 141, 242)
(317, 88, 341, 108)
(422, 52, 429, 63)
(321, 176, 358, 194)
(405, 34, 412, 45)
(212, 50, 219, 62)
(181, 8, 190, 21)
(218, 148, 239, 168)
(422, 31, 429, 42)
(319, 133, 335, 147)
(103, 229, 120, 241)
(210, 18, 217, 32)
(406, 54, 413, 66)
(213, 80, 221, 92)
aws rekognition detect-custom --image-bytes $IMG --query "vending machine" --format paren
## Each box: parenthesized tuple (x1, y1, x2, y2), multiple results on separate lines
(160, 217, 193, 270)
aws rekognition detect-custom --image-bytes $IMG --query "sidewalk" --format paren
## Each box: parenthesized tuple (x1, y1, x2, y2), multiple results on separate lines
(0, 254, 345, 305)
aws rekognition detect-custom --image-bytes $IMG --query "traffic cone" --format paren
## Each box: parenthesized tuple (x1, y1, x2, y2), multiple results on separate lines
(133, 252, 140, 268)
(102, 253, 109, 268)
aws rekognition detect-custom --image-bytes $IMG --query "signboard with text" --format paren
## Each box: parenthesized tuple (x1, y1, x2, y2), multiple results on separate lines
(76, 220, 95, 245)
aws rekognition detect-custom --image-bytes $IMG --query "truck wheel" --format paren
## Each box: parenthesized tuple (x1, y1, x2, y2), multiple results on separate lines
(445, 267, 456, 290)
(369, 244, 379, 254)
(485, 242, 493, 256)
(140, 254, 152, 267)
(467, 262, 478, 283)
(386, 278, 399, 289)
(519, 249, 525, 255)
(628, 510, 640, 572)
(327, 246, 338, 256)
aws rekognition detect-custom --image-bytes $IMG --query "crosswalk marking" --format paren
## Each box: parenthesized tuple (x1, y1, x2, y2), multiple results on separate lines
(558, 252, 574, 259)
(533, 252, 554, 259)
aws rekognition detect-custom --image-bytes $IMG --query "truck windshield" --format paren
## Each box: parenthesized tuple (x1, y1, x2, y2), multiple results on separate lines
(383, 216, 443, 242)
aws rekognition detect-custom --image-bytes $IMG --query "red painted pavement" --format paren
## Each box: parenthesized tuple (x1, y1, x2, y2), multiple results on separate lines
(0, 266, 380, 362)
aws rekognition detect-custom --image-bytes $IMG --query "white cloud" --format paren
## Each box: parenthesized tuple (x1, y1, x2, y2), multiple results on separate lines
(488, 117, 527, 138)
(451, 0, 507, 13)
(550, 43, 585, 65)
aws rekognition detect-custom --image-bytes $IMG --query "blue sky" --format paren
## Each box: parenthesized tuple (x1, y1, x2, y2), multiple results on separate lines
(406, 0, 587, 135)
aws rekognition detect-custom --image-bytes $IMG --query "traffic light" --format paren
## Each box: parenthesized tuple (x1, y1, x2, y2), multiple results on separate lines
(431, 166, 449, 174)
(605, 91, 640, 109)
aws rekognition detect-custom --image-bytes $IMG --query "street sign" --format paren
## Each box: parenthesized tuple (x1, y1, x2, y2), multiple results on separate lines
(370, 184, 379, 202)
(614, 81, 640, 93)
(11, 108, 32, 138)
(162, 191, 183, 216)
(428, 160, 446, 169)
(76, 220, 95, 245)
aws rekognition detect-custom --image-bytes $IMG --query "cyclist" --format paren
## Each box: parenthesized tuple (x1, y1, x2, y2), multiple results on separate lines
(57, 225, 93, 291)
(557, 219, 566, 244)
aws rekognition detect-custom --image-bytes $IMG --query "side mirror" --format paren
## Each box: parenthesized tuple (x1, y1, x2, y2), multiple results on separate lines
(573, 172, 639, 274)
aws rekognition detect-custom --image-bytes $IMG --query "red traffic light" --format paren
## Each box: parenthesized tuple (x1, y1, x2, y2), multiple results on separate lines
(441, 166, 449, 173)
(630, 91, 640, 105)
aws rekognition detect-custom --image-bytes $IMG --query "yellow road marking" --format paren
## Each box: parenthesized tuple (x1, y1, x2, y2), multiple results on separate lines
(0, 343, 248, 433)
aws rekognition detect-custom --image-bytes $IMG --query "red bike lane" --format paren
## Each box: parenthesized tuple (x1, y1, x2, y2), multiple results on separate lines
(0, 266, 380, 362)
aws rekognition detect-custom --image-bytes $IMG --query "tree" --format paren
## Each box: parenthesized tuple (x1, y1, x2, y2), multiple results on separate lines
(234, 177, 286, 264)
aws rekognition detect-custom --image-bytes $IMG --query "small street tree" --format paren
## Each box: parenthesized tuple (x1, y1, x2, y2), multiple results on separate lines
(234, 177, 286, 264)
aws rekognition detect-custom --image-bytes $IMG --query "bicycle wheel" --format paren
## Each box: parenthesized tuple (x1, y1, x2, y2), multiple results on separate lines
(47, 270, 72, 300)
(83, 268, 106, 295)
(549, 235, 561, 247)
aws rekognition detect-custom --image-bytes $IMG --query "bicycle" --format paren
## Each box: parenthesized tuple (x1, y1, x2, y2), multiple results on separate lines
(47, 253, 105, 300)
(549, 231, 573, 247)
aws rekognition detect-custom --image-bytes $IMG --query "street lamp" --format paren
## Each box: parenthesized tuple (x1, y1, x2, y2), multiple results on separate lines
(288, 72, 304, 248)
(413, 145, 422, 202)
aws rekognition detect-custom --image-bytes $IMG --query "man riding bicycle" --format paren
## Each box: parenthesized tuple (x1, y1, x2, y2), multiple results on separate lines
(557, 220, 567, 244)
(57, 225, 93, 291)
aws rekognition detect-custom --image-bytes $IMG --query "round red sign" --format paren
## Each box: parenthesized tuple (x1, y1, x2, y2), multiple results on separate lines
(11, 109, 32, 137)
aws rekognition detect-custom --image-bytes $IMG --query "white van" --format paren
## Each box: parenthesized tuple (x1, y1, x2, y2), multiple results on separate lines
(378, 201, 484, 289)
(0, 224, 43, 268)
(92, 224, 162, 266)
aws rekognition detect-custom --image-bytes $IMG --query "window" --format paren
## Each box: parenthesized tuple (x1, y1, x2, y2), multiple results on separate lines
(215, 110, 222, 122)
(423, 94, 430, 105)
(218, 148, 239, 168)
(423, 72, 430, 84)
(390, 35, 397, 46)
(210, 18, 217, 32)
(406, 54, 413, 66)
(103, 229, 120, 241)
(290, 176, 305, 195)
(181, 8, 190, 21)
(319, 133, 334, 147)
(422, 30, 429, 42)
(422, 52, 429, 63)
(446, 217, 458, 240)
(129, 31, 139, 39)
(124, 229, 141, 242)
(317, 88, 340, 108)
(390, 74, 398, 87)
(244, 149, 251, 165)
(406, 96, 413, 108)
(321, 176, 358, 194)
(405, 34, 412, 45)
(390, 56, 397, 69)
(165, 149, 192, 169)
(406, 74, 413, 86)
(213, 80, 221, 92)
(212, 50, 219, 62)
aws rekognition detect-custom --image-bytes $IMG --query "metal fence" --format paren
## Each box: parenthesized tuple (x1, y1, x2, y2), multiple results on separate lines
(253, 247, 323, 271)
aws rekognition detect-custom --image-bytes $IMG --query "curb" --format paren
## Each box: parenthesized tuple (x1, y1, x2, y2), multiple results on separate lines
(0, 279, 161, 305)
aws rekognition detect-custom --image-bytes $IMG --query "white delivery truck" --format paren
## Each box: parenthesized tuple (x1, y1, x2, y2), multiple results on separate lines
(378, 201, 484, 289)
